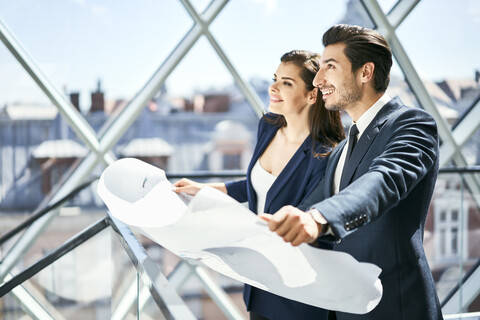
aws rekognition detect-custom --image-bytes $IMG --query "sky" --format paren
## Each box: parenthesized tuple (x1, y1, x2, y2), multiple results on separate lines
(0, 0, 479, 112)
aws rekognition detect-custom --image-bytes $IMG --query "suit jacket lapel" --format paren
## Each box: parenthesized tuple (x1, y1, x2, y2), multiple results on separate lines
(340, 99, 400, 190)
(324, 140, 345, 198)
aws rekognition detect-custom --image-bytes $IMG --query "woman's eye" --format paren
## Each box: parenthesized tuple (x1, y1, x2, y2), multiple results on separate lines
(271, 77, 276, 82)
(283, 81, 292, 86)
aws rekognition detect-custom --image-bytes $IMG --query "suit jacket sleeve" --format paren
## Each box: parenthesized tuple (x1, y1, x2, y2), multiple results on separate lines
(312, 107, 439, 241)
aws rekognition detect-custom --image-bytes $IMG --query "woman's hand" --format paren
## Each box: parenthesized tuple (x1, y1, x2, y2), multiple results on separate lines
(172, 178, 205, 196)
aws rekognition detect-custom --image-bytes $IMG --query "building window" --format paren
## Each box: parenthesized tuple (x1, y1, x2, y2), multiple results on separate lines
(434, 204, 468, 262)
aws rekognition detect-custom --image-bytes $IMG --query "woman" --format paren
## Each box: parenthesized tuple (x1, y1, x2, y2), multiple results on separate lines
(173, 50, 344, 320)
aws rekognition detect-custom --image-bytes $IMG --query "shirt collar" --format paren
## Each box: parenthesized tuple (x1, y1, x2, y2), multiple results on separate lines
(354, 93, 391, 138)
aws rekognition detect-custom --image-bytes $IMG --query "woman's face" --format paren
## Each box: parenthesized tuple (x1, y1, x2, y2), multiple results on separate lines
(268, 62, 315, 117)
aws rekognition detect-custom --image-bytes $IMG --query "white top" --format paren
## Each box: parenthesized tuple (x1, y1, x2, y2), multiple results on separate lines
(251, 159, 277, 214)
(333, 94, 392, 194)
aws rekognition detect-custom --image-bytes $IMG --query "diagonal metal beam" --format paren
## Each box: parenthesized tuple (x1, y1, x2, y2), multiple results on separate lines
(0, 17, 115, 165)
(168, 260, 245, 320)
(108, 214, 196, 320)
(179, 0, 264, 118)
(440, 98, 480, 166)
(361, 0, 480, 312)
(0, 13, 115, 286)
(360, 0, 480, 206)
(387, 0, 420, 29)
(441, 259, 480, 313)
(0, 155, 100, 280)
(0, 218, 109, 297)
(1, 1, 251, 318)
(0, 0, 227, 284)
(6, 274, 57, 320)
(96, 0, 231, 154)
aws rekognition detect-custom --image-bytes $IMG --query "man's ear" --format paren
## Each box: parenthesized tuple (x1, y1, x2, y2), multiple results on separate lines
(360, 62, 375, 84)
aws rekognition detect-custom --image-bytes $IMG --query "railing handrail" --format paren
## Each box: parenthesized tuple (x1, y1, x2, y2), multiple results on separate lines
(438, 166, 480, 174)
(108, 213, 196, 320)
(0, 177, 99, 246)
(0, 217, 109, 297)
(166, 170, 246, 179)
(441, 257, 480, 308)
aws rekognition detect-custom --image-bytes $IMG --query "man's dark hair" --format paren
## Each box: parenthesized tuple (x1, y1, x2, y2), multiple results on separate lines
(323, 24, 392, 92)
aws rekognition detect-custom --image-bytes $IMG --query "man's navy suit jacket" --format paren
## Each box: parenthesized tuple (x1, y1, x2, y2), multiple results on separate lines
(302, 97, 443, 320)
(226, 114, 331, 320)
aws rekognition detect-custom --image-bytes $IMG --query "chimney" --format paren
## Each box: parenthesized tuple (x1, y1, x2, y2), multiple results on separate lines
(90, 79, 105, 112)
(70, 92, 80, 111)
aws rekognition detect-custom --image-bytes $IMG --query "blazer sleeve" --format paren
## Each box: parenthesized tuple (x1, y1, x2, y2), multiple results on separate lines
(225, 179, 248, 203)
(312, 108, 439, 241)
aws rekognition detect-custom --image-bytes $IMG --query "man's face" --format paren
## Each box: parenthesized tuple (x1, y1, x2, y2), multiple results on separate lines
(313, 43, 362, 112)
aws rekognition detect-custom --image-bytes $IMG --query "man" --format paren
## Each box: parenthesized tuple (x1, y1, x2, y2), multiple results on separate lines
(260, 24, 443, 319)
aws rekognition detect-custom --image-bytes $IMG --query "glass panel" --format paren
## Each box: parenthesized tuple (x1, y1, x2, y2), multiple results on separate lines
(137, 275, 167, 320)
(461, 127, 480, 166)
(111, 228, 138, 320)
(428, 171, 480, 312)
(377, 0, 398, 13)
(387, 56, 421, 110)
(0, 294, 30, 320)
(396, 0, 480, 123)
(137, 232, 247, 320)
(188, 0, 213, 14)
(0, 1, 192, 120)
(210, 0, 351, 91)
(0, 228, 112, 319)
(111, 35, 259, 175)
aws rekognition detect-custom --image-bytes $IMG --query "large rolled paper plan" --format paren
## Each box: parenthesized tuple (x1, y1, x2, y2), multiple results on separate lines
(97, 158, 382, 314)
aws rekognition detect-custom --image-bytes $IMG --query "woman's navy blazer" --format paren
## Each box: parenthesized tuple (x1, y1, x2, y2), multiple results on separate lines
(225, 114, 332, 320)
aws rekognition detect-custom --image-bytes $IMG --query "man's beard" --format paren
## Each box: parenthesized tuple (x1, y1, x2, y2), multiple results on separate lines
(325, 78, 362, 111)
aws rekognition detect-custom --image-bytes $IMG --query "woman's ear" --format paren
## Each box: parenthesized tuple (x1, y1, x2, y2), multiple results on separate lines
(308, 87, 318, 104)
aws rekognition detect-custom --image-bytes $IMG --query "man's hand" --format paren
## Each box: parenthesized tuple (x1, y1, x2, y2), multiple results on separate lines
(259, 205, 321, 246)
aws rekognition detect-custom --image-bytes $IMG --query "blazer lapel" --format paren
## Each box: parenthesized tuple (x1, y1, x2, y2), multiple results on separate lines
(324, 140, 345, 198)
(340, 99, 400, 189)
(264, 136, 309, 212)
(247, 125, 278, 212)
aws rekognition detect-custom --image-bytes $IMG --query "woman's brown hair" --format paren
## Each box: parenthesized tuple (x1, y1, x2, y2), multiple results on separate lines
(266, 50, 345, 156)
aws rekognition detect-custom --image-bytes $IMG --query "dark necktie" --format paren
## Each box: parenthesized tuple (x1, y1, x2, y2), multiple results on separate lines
(344, 124, 359, 162)
(340, 124, 359, 189)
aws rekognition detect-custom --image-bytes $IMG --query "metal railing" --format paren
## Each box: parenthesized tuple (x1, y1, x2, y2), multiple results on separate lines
(0, 171, 247, 319)
(1, 168, 480, 318)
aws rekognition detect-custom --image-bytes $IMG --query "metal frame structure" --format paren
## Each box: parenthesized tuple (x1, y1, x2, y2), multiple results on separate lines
(1, 0, 480, 318)
(359, 0, 480, 312)
(0, 214, 197, 319)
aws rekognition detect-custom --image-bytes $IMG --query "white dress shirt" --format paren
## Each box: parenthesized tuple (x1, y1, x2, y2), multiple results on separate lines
(333, 94, 391, 194)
